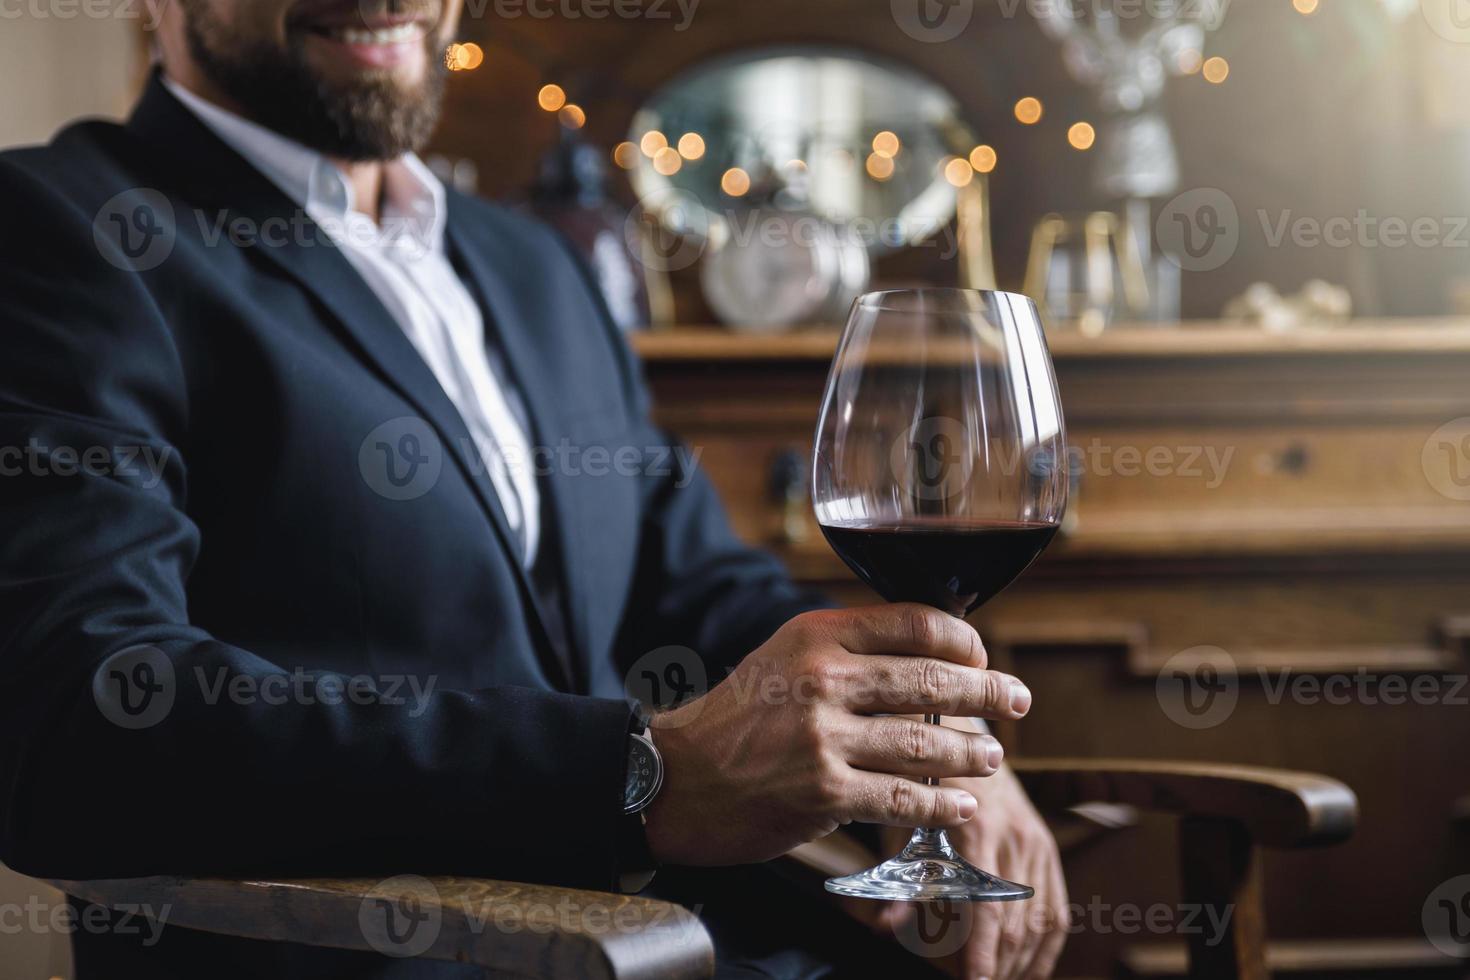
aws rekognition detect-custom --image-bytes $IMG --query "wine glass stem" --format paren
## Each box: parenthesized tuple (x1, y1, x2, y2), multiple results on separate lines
(920, 711, 942, 828)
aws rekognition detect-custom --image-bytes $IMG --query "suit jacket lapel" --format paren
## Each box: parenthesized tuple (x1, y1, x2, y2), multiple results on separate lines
(125, 74, 571, 687)
(445, 213, 592, 678)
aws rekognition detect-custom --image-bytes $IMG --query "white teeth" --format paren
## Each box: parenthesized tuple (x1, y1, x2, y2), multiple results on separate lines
(332, 22, 424, 44)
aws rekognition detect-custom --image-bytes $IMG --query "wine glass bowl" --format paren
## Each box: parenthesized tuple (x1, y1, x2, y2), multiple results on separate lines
(812, 288, 1068, 902)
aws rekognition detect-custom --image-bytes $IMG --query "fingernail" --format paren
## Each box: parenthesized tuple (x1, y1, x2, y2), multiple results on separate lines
(984, 736, 1004, 771)
(1009, 681, 1032, 715)
(952, 791, 977, 819)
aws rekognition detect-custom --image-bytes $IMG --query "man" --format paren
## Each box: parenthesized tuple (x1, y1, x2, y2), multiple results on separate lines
(0, 0, 1067, 975)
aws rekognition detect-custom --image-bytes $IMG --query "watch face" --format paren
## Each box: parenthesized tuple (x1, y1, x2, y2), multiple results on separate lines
(624, 734, 662, 813)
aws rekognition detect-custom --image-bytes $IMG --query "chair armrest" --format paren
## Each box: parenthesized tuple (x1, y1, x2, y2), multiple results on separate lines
(50, 876, 713, 980)
(1010, 758, 1358, 848)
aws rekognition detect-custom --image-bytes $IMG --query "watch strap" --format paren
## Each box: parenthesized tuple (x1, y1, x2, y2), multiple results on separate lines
(615, 720, 660, 893)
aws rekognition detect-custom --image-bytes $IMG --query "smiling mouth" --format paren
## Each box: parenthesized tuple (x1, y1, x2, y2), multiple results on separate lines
(300, 19, 430, 44)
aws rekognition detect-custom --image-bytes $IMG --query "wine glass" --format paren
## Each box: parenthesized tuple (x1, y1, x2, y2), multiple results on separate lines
(811, 287, 1068, 902)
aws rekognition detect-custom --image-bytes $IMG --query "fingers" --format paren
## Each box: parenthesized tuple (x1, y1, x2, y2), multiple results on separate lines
(844, 716, 1005, 779)
(844, 654, 1032, 720)
(841, 772, 978, 828)
(812, 604, 987, 668)
(1023, 855, 1070, 979)
(1003, 840, 1067, 980)
(965, 865, 1004, 980)
(997, 877, 1035, 980)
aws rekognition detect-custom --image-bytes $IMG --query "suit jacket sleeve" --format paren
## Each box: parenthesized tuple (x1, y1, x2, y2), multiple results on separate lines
(555, 237, 834, 685)
(0, 159, 638, 890)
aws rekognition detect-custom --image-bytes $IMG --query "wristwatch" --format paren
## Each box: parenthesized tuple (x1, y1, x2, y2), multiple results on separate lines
(616, 726, 663, 893)
(623, 728, 664, 814)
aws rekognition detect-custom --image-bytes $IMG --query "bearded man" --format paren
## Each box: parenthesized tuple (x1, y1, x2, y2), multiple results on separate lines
(0, 2, 1068, 976)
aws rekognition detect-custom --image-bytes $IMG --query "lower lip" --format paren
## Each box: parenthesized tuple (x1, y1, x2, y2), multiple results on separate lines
(302, 28, 427, 70)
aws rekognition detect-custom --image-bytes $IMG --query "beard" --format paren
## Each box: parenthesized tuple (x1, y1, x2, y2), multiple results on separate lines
(178, 0, 448, 161)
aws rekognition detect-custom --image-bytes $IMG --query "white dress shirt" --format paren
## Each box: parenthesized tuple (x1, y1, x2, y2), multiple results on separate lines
(164, 77, 540, 565)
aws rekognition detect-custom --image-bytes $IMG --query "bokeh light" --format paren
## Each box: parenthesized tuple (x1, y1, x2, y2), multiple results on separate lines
(866, 152, 895, 181)
(612, 142, 639, 169)
(872, 131, 901, 159)
(677, 133, 706, 160)
(639, 131, 668, 157)
(652, 146, 682, 176)
(943, 157, 974, 187)
(558, 104, 585, 129)
(720, 167, 751, 196)
(1014, 97, 1043, 125)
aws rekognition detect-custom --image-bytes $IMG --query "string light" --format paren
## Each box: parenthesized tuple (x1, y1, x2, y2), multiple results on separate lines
(872, 131, 901, 159)
(558, 104, 585, 129)
(1202, 56, 1229, 84)
(721, 167, 751, 196)
(612, 142, 639, 169)
(537, 84, 566, 111)
(1067, 122, 1095, 150)
(865, 152, 895, 181)
(1293, 0, 1318, 13)
(969, 145, 997, 173)
(1014, 97, 1043, 125)
(677, 133, 706, 160)
(943, 157, 974, 187)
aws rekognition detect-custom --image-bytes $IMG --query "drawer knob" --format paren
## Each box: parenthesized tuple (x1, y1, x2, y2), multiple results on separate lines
(1257, 441, 1311, 475)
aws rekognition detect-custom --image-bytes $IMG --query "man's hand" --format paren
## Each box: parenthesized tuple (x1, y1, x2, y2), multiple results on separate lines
(864, 744, 1070, 980)
(642, 605, 1031, 867)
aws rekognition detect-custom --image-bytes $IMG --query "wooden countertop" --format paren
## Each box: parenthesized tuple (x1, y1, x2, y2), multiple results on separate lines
(631, 319, 1470, 361)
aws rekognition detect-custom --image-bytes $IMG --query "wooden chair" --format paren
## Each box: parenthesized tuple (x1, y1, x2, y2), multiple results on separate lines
(47, 758, 1355, 980)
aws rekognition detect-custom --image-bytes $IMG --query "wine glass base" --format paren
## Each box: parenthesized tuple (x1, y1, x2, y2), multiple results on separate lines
(824, 853, 1034, 902)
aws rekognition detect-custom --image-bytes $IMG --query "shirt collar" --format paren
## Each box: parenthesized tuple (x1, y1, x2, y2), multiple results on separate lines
(162, 75, 446, 254)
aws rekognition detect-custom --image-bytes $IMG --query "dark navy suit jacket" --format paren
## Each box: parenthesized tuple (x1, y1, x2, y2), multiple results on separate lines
(0, 74, 822, 977)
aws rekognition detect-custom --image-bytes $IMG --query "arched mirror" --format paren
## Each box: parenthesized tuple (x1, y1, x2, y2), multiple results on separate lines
(628, 47, 977, 254)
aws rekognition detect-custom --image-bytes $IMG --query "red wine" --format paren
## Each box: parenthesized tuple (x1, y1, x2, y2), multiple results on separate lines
(819, 519, 1058, 617)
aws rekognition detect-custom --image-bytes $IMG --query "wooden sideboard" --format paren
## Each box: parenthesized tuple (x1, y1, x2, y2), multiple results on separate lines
(634, 320, 1470, 975)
